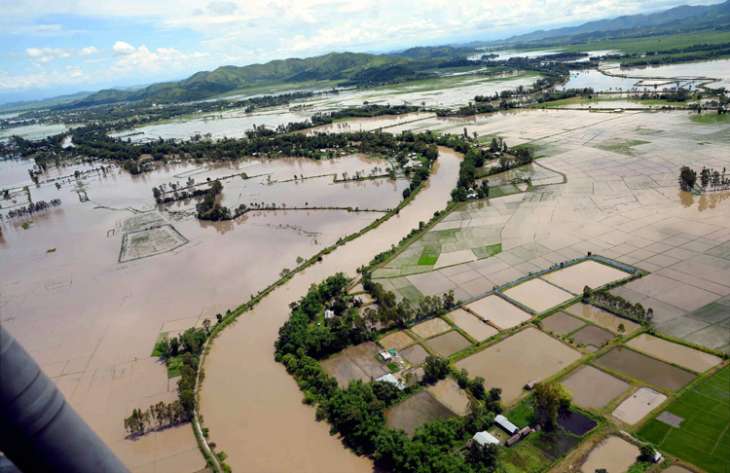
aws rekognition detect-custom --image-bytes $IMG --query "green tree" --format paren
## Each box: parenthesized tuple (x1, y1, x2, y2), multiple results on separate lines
(423, 356, 450, 384)
(532, 382, 571, 431)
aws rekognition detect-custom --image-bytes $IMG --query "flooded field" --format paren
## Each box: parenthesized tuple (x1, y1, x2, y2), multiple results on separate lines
(620, 59, 730, 89)
(198, 148, 461, 472)
(0, 153, 408, 472)
(427, 377, 470, 416)
(378, 330, 415, 351)
(503, 278, 575, 314)
(455, 327, 581, 404)
(580, 436, 640, 473)
(542, 260, 631, 294)
(542, 312, 586, 336)
(0, 122, 68, 141)
(612, 387, 667, 425)
(411, 317, 451, 339)
(447, 308, 499, 341)
(561, 365, 629, 410)
(320, 342, 387, 387)
(465, 294, 533, 330)
(564, 303, 640, 335)
(561, 68, 639, 91)
(625, 334, 722, 373)
(594, 347, 696, 391)
(571, 325, 615, 350)
(424, 330, 471, 357)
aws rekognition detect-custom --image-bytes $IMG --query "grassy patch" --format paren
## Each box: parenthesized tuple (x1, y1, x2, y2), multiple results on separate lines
(499, 436, 550, 473)
(166, 356, 184, 378)
(690, 113, 730, 125)
(396, 285, 425, 303)
(387, 362, 400, 373)
(506, 397, 535, 429)
(637, 365, 730, 473)
(594, 139, 650, 156)
(472, 243, 502, 259)
(150, 332, 169, 357)
(417, 245, 440, 265)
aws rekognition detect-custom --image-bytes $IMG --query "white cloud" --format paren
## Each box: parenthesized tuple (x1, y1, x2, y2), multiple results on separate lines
(112, 40, 136, 55)
(26, 47, 71, 63)
(110, 42, 208, 73)
(80, 46, 99, 56)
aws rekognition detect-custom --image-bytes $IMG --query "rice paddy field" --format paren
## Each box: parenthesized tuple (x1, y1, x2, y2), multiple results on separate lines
(638, 365, 730, 473)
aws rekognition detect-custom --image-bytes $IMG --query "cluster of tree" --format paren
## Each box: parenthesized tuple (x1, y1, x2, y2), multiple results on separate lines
(453, 368, 503, 413)
(637, 88, 690, 102)
(3, 198, 61, 219)
(531, 382, 572, 431)
(277, 277, 504, 472)
(679, 165, 730, 192)
(584, 286, 654, 325)
(275, 273, 372, 360)
(125, 326, 209, 436)
(361, 273, 457, 329)
(195, 180, 232, 221)
(536, 87, 596, 104)
(123, 400, 189, 437)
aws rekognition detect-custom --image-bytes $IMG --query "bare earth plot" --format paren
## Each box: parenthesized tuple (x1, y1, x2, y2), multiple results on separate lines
(580, 436, 640, 473)
(594, 347, 696, 392)
(612, 387, 667, 425)
(465, 294, 532, 330)
(503, 278, 575, 314)
(424, 331, 472, 357)
(426, 378, 470, 416)
(571, 324, 615, 351)
(411, 317, 452, 339)
(378, 330, 415, 351)
(400, 344, 429, 366)
(542, 260, 631, 294)
(446, 308, 499, 341)
(625, 334, 722, 373)
(320, 342, 387, 387)
(385, 390, 455, 436)
(561, 365, 630, 410)
(456, 327, 581, 404)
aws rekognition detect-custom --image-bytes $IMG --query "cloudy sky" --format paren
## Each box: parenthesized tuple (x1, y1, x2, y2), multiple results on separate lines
(0, 0, 721, 103)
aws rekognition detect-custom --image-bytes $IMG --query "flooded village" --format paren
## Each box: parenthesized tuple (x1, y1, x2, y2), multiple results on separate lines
(2, 7, 730, 473)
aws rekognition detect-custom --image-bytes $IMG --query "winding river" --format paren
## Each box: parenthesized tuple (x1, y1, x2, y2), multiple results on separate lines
(199, 147, 462, 472)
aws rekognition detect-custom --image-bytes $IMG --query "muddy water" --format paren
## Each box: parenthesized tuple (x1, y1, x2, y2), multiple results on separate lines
(0, 155, 403, 472)
(199, 148, 461, 472)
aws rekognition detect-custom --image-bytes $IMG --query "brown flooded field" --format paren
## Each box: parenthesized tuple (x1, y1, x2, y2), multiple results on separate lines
(594, 347, 696, 391)
(565, 303, 640, 335)
(0, 154, 407, 472)
(378, 330, 415, 351)
(411, 317, 451, 339)
(424, 330, 471, 357)
(320, 342, 387, 388)
(455, 327, 581, 404)
(542, 312, 586, 336)
(503, 278, 575, 314)
(400, 343, 429, 366)
(571, 325, 615, 350)
(447, 308, 499, 341)
(580, 436, 640, 473)
(542, 260, 631, 294)
(385, 391, 455, 436)
(198, 148, 461, 472)
(625, 334, 722, 373)
(465, 294, 532, 329)
(561, 365, 630, 410)
(612, 387, 667, 425)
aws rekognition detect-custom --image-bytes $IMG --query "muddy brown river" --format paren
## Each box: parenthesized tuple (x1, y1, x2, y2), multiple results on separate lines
(199, 147, 461, 472)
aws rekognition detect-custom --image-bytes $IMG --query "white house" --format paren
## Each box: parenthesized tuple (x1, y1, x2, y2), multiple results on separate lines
(376, 373, 405, 390)
(473, 431, 500, 446)
(495, 414, 518, 435)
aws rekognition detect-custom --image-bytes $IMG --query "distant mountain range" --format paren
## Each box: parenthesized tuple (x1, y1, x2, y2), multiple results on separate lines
(9, 1, 729, 111)
(494, 0, 730, 46)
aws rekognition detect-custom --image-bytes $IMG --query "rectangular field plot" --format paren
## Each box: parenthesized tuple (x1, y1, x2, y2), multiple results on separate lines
(446, 308, 499, 341)
(638, 365, 730, 473)
(424, 331, 471, 357)
(385, 390, 455, 436)
(542, 260, 631, 294)
(594, 347, 696, 392)
(571, 325, 615, 351)
(456, 327, 581, 404)
(626, 334, 722, 373)
(465, 294, 532, 330)
(561, 365, 630, 410)
(411, 317, 451, 339)
(378, 330, 415, 351)
(580, 436, 640, 473)
(564, 302, 640, 335)
(119, 224, 188, 263)
(503, 278, 575, 314)
(320, 342, 387, 387)
(541, 312, 586, 336)
(612, 387, 667, 425)
(426, 378, 470, 416)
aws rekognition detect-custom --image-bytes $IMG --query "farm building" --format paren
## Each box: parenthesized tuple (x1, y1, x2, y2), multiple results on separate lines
(495, 414, 518, 435)
(473, 431, 500, 446)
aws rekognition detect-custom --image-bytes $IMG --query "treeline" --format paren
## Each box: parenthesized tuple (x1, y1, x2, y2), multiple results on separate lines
(536, 87, 596, 104)
(2, 198, 61, 219)
(619, 42, 730, 67)
(583, 286, 654, 326)
(124, 326, 208, 436)
(275, 274, 504, 473)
